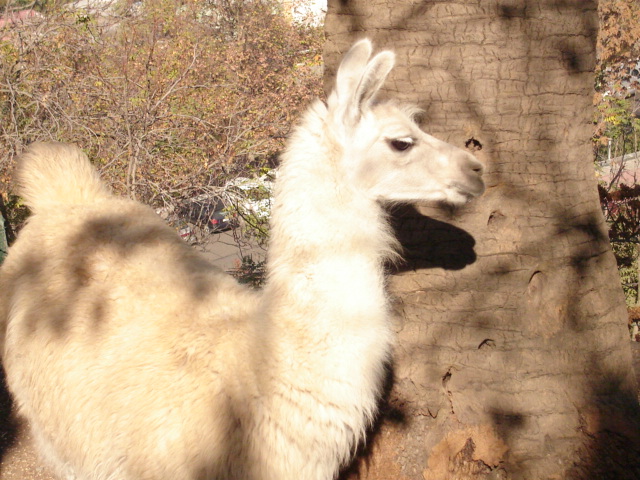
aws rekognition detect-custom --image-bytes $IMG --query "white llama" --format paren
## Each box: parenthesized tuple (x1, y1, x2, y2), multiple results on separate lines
(0, 39, 484, 480)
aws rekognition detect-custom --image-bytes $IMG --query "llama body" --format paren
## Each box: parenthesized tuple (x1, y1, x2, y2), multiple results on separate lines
(0, 40, 484, 480)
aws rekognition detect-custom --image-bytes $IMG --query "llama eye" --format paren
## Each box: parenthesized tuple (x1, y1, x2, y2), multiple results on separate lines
(389, 138, 414, 152)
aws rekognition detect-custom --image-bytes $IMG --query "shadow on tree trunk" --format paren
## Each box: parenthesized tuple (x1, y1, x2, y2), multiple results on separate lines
(565, 374, 640, 480)
(387, 205, 479, 274)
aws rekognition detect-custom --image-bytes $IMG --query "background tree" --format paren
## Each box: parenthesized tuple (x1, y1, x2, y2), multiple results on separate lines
(325, 1, 640, 479)
(593, 0, 640, 308)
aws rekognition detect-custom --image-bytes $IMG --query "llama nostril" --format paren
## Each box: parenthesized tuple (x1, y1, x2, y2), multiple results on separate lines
(465, 155, 484, 176)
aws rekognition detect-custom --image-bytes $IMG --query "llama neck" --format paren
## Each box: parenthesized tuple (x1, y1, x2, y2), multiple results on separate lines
(247, 103, 397, 480)
(263, 103, 397, 333)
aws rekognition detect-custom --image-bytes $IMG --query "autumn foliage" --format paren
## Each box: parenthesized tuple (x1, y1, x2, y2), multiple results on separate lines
(599, 183, 640, 242)
(598, 0, 640, 69)
(594, 0, 640, 151)
(0, 0, 323, 214)
(594, 0, 640, 306)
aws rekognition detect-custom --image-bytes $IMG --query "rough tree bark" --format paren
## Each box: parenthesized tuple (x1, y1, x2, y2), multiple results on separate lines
(325, 1, 640, 479)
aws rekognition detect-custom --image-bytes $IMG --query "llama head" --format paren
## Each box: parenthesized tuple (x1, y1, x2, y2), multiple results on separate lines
(326, 39, 485, 206)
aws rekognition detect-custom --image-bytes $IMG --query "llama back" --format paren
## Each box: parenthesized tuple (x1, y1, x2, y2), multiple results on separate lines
(15, 142, 109, 213)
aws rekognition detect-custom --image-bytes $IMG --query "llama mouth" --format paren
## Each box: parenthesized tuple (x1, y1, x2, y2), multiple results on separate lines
(442, 187, 482, 207)
(452, 179, 485, 200)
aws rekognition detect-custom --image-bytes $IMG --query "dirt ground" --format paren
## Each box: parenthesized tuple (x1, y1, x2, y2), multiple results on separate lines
(0, 421, 56, 480)
(2, 343, 640, 480)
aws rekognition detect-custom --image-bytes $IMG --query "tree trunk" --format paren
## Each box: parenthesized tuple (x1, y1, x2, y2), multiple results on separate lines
(325, 1, 640, 479)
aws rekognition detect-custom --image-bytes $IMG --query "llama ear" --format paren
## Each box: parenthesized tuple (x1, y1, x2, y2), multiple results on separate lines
(334, 39, 373, 104)
(330, 39, 395, 127)
(353, 50, 395, 109)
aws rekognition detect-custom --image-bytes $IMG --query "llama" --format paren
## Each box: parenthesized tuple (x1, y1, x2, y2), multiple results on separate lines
(0, 39, 484, 480)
